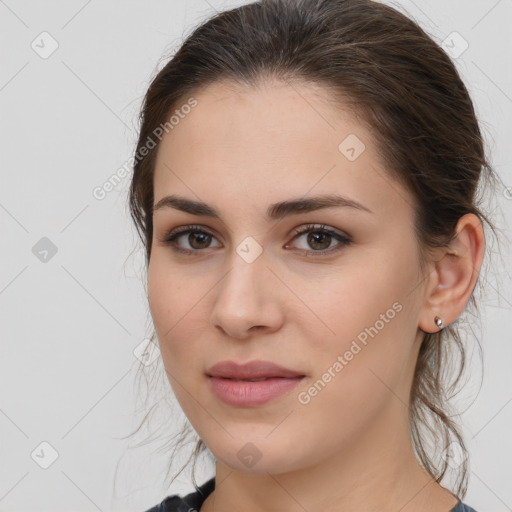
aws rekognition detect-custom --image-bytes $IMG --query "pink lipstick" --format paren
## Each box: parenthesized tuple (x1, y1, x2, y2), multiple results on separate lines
(206, 360, 305, 407)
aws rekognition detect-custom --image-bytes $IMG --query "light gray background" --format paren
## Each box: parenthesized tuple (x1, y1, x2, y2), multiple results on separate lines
(1, 1, 511, 511)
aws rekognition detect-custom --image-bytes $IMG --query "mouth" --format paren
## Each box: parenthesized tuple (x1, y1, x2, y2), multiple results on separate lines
(206, 359, 305, 380)
(207, 376, 305, 407)
(217, 376, 299, 381)
(207, 363, 306, 408)
(206, 360, 306, 407)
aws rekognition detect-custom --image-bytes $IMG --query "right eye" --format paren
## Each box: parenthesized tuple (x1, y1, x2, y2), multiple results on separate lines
(160, 225, 222, 255)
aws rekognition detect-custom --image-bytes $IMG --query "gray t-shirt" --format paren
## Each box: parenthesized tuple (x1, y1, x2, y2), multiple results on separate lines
(144, 477, 479, 512)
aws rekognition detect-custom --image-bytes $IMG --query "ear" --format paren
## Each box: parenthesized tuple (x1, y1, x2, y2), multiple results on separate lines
(418, 213, 486, 334)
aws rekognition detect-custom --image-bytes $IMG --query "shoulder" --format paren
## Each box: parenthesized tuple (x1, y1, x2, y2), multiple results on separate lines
(143, 477, 215, 512)
(450, 500, 480, 512)
(143, 495, 184, 512)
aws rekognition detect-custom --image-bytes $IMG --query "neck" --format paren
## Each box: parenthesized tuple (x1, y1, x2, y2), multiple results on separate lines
(201, 399, 459, 512)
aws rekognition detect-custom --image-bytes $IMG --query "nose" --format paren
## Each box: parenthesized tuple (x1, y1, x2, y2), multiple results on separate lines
(209, 249, 285, 340)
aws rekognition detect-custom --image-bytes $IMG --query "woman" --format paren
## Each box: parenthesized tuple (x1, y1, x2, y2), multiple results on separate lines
(129, 0, 496, 510)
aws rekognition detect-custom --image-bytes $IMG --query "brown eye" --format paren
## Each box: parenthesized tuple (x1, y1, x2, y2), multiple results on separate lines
(187, 232, 213, 249)
(287, 224, 352, 256)
(305, 231, 332, 251)
(161, 225, 221, 254)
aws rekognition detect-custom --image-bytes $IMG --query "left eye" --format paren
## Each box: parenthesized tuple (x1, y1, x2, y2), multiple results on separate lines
(160, 223, 351, 256)
(286, 224, 352, 255)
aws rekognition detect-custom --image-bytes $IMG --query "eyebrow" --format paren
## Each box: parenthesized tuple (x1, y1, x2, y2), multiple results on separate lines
(153, 193, 372, 220)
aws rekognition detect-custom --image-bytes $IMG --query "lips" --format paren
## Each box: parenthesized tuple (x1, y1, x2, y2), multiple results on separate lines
(206, 360, 306, 407)
(206, 359, 305, 380)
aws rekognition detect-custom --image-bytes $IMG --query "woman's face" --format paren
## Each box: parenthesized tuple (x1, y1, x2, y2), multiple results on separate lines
(148, 79, 428, 474)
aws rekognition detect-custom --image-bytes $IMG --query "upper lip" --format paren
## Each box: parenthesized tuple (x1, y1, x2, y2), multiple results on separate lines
(207, 360, 305, 379)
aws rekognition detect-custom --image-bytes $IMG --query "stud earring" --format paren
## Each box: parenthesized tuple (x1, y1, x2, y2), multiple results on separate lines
(434, 316, 443, 329)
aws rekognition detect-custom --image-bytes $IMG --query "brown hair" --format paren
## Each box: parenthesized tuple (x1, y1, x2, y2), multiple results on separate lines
(128, 0, 498, 498)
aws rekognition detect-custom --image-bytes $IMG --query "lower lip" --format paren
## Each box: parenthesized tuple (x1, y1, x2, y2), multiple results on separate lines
(208, 376, 304, 407)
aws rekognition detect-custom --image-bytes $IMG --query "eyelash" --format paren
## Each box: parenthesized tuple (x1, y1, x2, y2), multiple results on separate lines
(159, 223, 352, 257)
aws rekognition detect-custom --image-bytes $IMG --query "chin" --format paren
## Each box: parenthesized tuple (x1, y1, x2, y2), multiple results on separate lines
(206, 435, 313, 476)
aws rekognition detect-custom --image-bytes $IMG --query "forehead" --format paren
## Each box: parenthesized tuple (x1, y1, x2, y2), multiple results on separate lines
(153, 79, 413, 219)
(161, 78, 365, 158)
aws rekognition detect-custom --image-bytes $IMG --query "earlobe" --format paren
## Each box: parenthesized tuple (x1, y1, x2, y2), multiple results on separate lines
(419, 314, 444, 335)
(418, 213, 485, 335)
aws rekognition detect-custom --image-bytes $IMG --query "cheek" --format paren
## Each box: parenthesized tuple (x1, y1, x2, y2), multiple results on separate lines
(147, 255, 202, 366)
(298, 247, 420, 394)
(147, 255, 214, 424)
(147, 256, 173, 334)
(290, 275, 414, 455)
(293, 259, 406, 352)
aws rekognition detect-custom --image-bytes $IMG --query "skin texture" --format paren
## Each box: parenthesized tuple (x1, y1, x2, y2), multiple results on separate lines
(147, 79, 485, 512)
